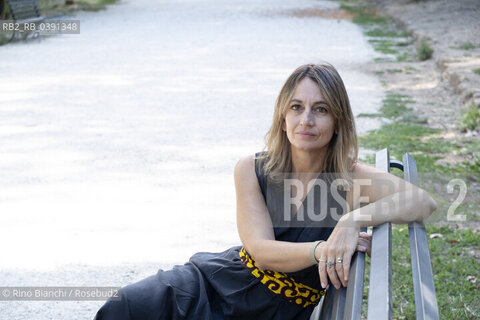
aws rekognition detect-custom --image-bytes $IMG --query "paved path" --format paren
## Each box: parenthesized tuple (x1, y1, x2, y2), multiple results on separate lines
(0, 0, 381, 318)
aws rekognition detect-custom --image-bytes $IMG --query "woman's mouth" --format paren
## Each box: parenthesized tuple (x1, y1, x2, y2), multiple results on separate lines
(297, 131, 316, 138)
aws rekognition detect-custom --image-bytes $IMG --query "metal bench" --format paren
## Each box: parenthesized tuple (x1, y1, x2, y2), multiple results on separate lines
(310, 148, 439, 320)
(5, 0, 43, 40)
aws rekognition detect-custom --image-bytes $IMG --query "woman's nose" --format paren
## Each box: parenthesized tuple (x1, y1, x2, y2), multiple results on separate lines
(300, 110, 314, 126)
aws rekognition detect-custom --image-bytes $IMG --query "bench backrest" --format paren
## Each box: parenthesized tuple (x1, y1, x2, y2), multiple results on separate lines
(6, 0, 41, 21)
(310, 148, 439, 320)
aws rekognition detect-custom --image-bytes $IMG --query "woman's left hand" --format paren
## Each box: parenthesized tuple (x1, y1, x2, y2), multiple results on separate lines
(315, 223, 360, 289)
(316, 229, 372, 289)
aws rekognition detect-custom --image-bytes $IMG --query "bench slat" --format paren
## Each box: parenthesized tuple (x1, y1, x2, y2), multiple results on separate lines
(13, 11, 39, 19)
(13, 16, 43, 24)
(7, 0, 37, 6)
(8, 2, 37, 8)
(7, 0, 38, 11)
(367, 148, 393, 320)
(343, 250, 366, 320)
(9, 5, 38, 12)
(403, 154, 440, 320)
(367, 223, 393, 320)
(6, 0, 41, 21)
(318, 286, 346, 320)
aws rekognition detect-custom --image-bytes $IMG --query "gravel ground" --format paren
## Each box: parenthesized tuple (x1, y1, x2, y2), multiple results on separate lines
(371, 0, 480, 131)
(0, 0, 382, 318)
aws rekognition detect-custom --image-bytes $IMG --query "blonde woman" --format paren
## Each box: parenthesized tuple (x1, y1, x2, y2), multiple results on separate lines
(95, 63, 437, 319)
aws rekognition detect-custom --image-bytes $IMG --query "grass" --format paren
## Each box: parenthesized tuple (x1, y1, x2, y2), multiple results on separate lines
(366, 28, 408, 38)
(474, 68, 480, 75)
(404, 66, 417, 74)
(360, 123, 447, 163)
(375, 67, 419, 75)
(396, 52, 410, 62)
(451, 42, 480, 50)
(359, 119, 479, 175)
(340, 2, 389, 26)
(369, 39, 399, 55)
(458, 104, 480, 132)
(386, 68, 403, 74)
(0, 35, 10, 46)
(357, 92, 425, 124)
(417, 39, 433, 61)
(340, 1, 413, 62)
(359, 91, 480, 175)
(361, 226, 480, 319)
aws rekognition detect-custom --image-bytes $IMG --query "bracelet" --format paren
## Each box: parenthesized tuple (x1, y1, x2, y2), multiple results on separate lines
(309, 240, 325, 265)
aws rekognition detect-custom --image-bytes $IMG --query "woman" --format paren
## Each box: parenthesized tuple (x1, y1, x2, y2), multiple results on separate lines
(94, 63, 437, 319)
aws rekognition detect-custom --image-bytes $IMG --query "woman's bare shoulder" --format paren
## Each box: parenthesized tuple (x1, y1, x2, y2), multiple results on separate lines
(234, 154, 264, 196)
(234, 154, 257, 180)
(235, 154, 255, 170)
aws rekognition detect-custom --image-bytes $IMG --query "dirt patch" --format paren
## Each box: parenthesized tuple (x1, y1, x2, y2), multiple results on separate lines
(369, 0, 480, 129)
(261, 7, 353, 20)
(350, 0, 480, 232)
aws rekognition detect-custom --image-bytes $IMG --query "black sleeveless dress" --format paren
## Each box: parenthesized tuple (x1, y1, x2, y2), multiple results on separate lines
(94, 154, 346, 320)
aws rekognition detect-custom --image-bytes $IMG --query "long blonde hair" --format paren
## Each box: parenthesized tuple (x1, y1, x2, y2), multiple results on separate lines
(259, 63, 358, 184)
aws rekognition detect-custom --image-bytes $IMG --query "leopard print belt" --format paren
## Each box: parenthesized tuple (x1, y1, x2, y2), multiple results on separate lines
(238, 246, 325, 308)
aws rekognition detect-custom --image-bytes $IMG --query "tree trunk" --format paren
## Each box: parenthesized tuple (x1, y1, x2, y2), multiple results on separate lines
(0, 0, 6, 19)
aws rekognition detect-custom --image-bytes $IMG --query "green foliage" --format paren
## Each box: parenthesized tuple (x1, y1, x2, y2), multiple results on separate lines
(417, 39, 433, 61)
(340, 3, 388, 26)
(341, 1, 413, 62)
(473, 68, 480, 75)
(366, 28, 408, 38)
(0, 35, 9, 46)
(458, 104, 480, 131)
(357, 92, 426, 124)
(396, 52, 410, 62)
(357, 91, 467, 174)
(359, 123, 463, 174)
(456, 154, 480, 174)
(451, 42, 480, 50)
(369, 39, 399, 55)
(379, 93, 414, 119)
(0, 0, 11, 18)
(386, 68, 403, 74)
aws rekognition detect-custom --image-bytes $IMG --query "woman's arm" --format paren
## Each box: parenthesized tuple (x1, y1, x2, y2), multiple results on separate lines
(345, 162, 437, 223)
(234, 155, 315, 272)
(315, 162, 438, 289)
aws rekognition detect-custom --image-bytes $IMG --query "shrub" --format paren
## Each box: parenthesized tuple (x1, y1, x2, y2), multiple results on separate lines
(417, 39, 433, 61)
(458, 104, 480, 131)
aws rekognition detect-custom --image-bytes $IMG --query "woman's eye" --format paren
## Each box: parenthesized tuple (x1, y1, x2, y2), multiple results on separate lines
(291, 104, 301, 111)
(315, 106, 327, 113)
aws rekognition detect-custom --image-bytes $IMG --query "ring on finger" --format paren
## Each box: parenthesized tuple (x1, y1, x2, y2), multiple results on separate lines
(336, 256, 343, 264)
(327, 260, 335, 268)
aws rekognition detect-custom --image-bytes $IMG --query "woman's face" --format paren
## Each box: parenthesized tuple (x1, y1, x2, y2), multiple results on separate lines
(282, 77, 336, 154)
